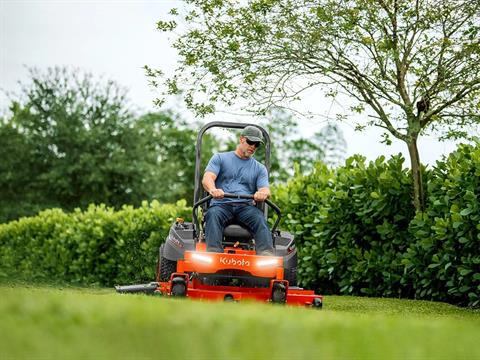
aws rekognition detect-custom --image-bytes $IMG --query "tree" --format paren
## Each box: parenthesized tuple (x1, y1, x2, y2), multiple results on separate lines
(0, 117, 47, 221)
(0, 67, 190, 222)
(137, 112, 220, 204)
(259, 109, 340, 181)
(153, 0, 480, 212)
(317, 123, 347, 168)
(219, 108, 346, 182)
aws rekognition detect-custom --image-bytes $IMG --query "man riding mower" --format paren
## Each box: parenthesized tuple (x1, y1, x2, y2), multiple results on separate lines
(116, 122, 323, 308)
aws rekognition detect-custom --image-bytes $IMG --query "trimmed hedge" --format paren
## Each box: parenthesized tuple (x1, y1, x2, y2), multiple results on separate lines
(274, 155, 416, 297)
(274, 145, 480, 307)
(406, 143, 480, 306)
(0, 200, 190, 286)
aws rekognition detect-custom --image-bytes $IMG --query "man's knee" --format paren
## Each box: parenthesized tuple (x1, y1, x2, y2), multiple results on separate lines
(238, 206, 267, 230)
(251, 212, 268, 229)
(205, 206, 224, 223)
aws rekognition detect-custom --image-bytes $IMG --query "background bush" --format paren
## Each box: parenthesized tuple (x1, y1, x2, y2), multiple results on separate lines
(274, 155, 416, 297)
(274, 144, 480, 307)
(405, 143, 480, 307)
(0, 201, 190, 286)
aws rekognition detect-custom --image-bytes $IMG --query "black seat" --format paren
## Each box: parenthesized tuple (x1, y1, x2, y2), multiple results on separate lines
(224, 224, 252, 241)
(222, 221, 254, 249)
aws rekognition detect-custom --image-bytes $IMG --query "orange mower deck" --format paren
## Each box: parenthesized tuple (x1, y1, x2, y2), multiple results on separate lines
(154, 246, 323, 308)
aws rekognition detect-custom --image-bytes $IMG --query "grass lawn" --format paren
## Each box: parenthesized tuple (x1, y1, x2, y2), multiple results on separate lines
(0, 284, 479, 359)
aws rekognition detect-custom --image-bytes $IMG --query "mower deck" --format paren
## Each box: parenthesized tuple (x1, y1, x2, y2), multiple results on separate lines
(157, 277, 322, 307)
(153, 248, 323, 308)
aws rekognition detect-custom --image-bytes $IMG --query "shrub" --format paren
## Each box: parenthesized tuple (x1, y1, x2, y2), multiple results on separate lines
(0, 200, 190, 286)
(275, 155, 415, 297)
(2, 142, 479, 307)
(274, 146, 480, 307)
(406, 143, 480, 306)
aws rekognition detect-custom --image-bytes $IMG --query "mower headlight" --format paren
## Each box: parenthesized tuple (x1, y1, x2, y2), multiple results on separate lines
(256, 258, 279, 267)
(191, 253, 213, 264)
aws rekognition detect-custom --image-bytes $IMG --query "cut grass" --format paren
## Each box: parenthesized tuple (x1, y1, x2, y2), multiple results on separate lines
(0, 285, 479, 359)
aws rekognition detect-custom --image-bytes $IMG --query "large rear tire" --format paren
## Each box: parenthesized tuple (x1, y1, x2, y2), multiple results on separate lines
(284, 266, 297, 287)
(156, 244, 177, 282)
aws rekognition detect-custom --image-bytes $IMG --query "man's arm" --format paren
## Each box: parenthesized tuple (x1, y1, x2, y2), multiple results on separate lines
(202, 171, 224, 199)
(254, 164, 270, 202)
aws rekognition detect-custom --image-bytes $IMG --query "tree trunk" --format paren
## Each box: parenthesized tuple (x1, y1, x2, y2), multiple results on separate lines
(407, 137, 425, 212)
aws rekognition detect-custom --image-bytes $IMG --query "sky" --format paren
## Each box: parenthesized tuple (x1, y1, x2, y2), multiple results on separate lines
(1, 0, 463, 167)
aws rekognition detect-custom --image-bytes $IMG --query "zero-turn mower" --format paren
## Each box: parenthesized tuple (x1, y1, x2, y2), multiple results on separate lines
(116, 122, 323, 308)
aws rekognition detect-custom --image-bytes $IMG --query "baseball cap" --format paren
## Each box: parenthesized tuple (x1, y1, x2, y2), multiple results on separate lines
(241, 126, 264, 144)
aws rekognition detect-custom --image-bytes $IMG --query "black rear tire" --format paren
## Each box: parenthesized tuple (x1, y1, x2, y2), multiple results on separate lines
(284, 266, 297, 287)
(157, 244, 177, 282)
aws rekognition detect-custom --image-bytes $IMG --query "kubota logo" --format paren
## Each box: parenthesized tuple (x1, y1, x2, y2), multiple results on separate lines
(219, 257, 250, 267)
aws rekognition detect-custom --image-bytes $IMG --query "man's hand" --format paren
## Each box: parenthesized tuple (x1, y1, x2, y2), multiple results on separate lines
(209, 188, 225, 199)
(254, 190, 269, 202)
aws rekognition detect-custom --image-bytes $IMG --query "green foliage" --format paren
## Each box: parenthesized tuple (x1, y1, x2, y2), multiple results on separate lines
(406, 142, 480, 307)
(1, 143, 479, 307)
(0, 201, 191, 286)
(154, 0, 480, 212)
(0, 119, 52, 219)
(275, 155, 415, 296)
(274, 143, 480, 307)
(155, 0, 480, 134)
(0, 67, 149, 221)
(0, 66, 338, 222)
(136, 112, 219, 205)
(0, 67, 217, 222)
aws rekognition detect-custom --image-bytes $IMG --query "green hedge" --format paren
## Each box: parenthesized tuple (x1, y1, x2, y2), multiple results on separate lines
(274, 145, 480, 307)
(274, 155, 416, 296)
(406, 143, 480, 307)
(0, 200, 190, 286)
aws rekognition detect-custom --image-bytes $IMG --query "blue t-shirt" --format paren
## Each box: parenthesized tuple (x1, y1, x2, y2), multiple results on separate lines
(205, 151, 269, 204)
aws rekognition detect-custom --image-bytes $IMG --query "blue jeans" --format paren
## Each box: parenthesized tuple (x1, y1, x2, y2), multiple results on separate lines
(204, 203, 274, 254)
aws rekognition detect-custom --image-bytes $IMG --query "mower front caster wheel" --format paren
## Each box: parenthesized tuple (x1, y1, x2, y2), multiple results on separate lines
(312, 297, 323, 309)
(171, 277, 187, 297)
(224, 294, 235, 302)
(271, 282, 287, 304)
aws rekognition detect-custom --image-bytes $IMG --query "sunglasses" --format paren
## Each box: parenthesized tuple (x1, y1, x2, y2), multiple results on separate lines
(246, 139, 261, 148)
